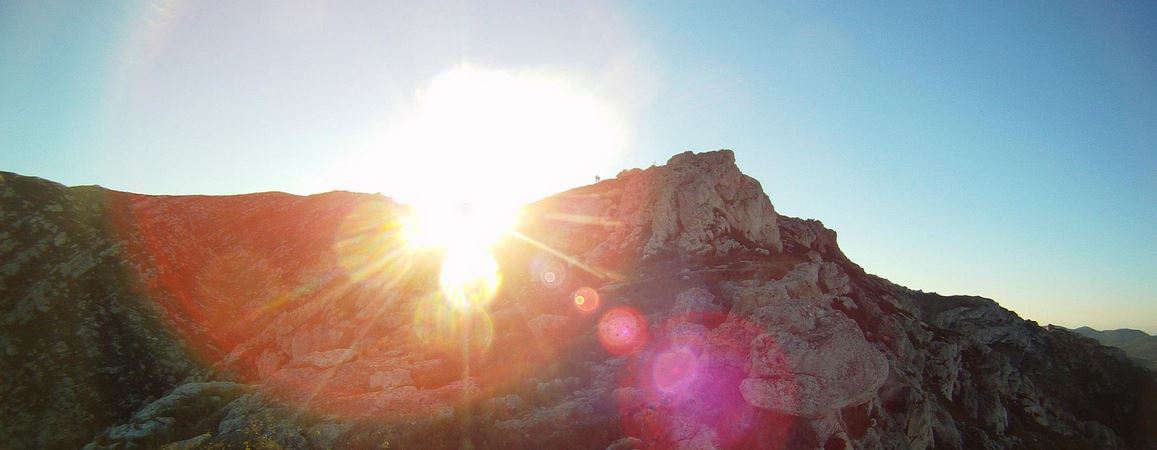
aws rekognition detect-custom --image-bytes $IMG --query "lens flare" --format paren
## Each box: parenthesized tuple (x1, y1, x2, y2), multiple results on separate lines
(572, 286, 600, 313)
(530, 255, 567, 289)
(598, 306, 648, 355)
(359, 64, 627, 313)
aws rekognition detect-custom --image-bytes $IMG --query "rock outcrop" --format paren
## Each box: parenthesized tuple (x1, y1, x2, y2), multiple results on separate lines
(728, 263, 889, 419)
(1, 151, 1154, 449)
(641, 150, 782, 257)
(529, 150, 782, 274)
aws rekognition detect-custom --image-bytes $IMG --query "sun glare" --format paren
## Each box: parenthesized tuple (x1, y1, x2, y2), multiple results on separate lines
(375, 65, 625, 311)
(438, 249, 501, 310)
(400, 201, 516, 310)
(401, 201, 519, 253)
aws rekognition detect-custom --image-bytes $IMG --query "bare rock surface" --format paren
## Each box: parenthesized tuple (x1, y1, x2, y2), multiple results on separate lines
(642, 150, 782, 257)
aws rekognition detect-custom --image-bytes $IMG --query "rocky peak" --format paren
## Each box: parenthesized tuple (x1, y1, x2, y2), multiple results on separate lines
(529, 149, 782, 273)
(644, 149, 782, 256)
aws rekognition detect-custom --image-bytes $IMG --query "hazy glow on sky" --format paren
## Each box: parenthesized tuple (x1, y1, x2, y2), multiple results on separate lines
(1, 1, 1154, 332)
(336, 64, 626, 207)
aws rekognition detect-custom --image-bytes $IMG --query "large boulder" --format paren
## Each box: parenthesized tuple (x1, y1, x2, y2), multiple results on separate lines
(726, 264, 888, 418)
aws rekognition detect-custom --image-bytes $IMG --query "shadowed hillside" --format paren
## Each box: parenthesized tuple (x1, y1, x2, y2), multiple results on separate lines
(1074, 326, 1157, 371)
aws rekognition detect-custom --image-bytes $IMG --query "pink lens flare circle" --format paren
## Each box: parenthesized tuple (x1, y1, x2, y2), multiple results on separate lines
(652, 347, 700, 394)
(597, 306, 648, 355)
(571, 286, 600, 313)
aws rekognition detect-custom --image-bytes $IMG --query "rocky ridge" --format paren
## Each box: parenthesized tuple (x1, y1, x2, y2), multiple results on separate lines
(1, 150, 1154, 449)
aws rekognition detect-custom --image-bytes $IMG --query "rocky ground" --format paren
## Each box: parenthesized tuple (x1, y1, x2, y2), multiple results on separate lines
(1, 150, 1154, 449)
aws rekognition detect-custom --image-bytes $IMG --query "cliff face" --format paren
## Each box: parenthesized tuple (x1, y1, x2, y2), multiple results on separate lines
(0, 151, 1153, 449)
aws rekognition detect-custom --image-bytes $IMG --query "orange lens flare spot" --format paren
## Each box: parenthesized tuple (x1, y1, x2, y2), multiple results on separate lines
(597, 306, 648, 355)
(572, 286, 600, 313)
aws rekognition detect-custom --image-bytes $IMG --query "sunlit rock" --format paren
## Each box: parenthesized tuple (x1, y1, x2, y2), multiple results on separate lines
(644, 150, 782, 257)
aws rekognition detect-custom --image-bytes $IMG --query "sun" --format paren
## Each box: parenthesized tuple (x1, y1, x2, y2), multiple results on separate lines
(400, 200, 516, 310)
(380, 64, 625, 310)
(400, 200, 519, 254)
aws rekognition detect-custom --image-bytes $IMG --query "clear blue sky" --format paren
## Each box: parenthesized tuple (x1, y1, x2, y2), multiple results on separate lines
(2, 1, 1154, 332)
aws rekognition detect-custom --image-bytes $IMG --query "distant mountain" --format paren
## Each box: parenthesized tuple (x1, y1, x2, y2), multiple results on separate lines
(2, 151, 1155, 449)
(1074, 326, 1157, 371)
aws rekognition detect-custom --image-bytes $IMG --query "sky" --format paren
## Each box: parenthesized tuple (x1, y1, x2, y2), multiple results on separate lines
(1, 1, 1154, 332)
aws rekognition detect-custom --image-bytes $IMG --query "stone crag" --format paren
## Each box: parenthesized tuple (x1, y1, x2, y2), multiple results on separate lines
(1, 151, 1154, 449)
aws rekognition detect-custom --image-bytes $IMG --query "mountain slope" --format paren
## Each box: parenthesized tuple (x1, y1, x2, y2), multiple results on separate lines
(0, 174, 198, 448)
(1, 151, 1154, 449)
(1074, 326, 1157, 371)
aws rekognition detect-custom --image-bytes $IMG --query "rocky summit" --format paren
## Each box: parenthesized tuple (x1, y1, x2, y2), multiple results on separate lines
(1, 150, 1154, 449)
